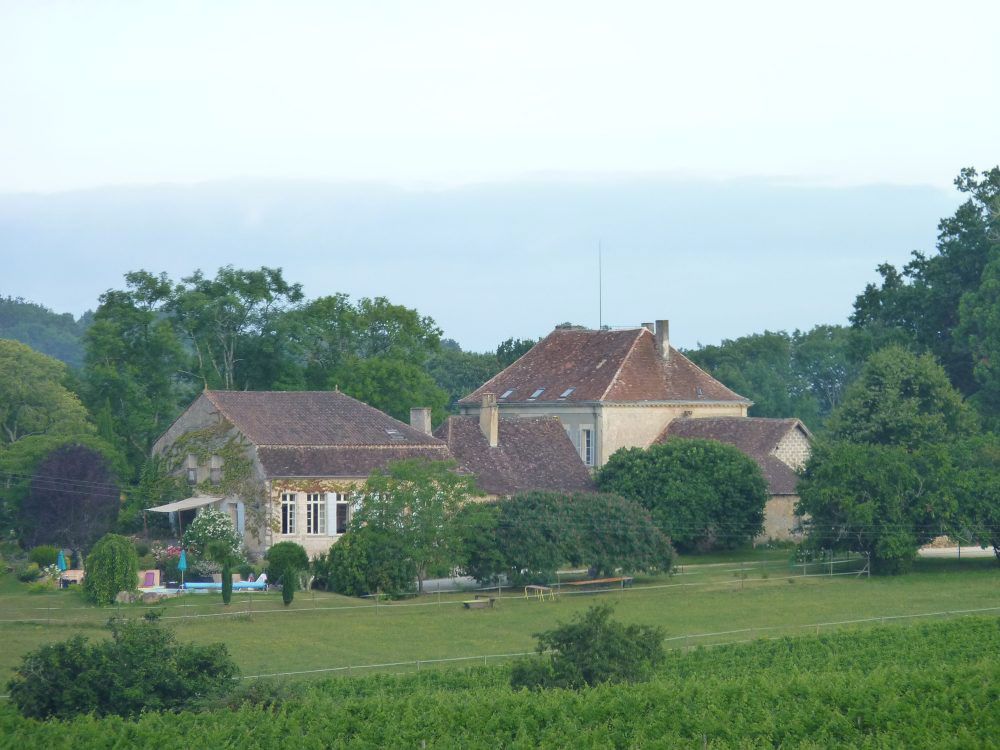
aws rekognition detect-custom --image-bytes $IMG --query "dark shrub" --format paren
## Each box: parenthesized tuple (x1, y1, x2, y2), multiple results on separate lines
(511, 604, 665, 690)
(7, 619, 238, 719)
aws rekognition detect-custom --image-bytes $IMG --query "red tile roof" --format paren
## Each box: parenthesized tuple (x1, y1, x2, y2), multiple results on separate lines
(256, 445, 452, 478)
(458, 328, 749, 405)
(658, 417, 809, 495)
(203, 390, 443, 447)
(434, 416, 596, 496)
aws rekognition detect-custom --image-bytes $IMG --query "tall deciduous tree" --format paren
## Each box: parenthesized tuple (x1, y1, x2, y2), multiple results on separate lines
(351, 459, 477, 592)
(167, 265, 303, 390)
(21, 443, 121, 553)
(851, 166, 1000, 399)
(0, 339, 92, 446)
(827, 346, 977, 449)
(797, 442, 956, 574)
(82, 271, 190, 471)
(596, 440, 768, 552)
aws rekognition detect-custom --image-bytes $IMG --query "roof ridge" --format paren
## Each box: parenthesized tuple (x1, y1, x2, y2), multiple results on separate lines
(598, 328, 647, 401)
(666, 348, 753, 404)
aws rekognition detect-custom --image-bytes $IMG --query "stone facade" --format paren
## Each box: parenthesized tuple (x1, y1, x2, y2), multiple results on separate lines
(773, 427, 811, 471)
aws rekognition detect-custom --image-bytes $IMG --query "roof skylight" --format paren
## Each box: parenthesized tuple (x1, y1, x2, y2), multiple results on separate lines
(500, 389, 515, 399)
(559, 388, 575, 399)
(385, 428, 405, 441)
(528, 388, 545, 400)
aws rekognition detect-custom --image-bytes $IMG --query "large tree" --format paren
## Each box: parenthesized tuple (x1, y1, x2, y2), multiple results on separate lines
(826, 346, 977, 449)
(851, 166, 1000, 400)
(797, 442, 956, 574)
(596, 439, 768, 552)
(82, 271, 191, 471)
(0, 339, 92, 446)
(351, 458, 477, 592)
(166, 265, 304, 390)
(21, 443, 121, 553)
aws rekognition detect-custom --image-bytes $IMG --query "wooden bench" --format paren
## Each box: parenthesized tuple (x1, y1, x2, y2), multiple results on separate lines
(463, 596, 497, 610)
(563, 576, 633, 592)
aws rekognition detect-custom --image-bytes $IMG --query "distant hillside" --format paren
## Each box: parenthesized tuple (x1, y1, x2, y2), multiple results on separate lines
(0, 297, 89, 368)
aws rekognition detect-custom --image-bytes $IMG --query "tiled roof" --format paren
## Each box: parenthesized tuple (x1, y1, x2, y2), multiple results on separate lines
(658, 417, 808, 495)
(203, 390, 444, 447)
(434, 416, 596, 496)
(458, 328, 749, 405)
(256, 445, 453, 478)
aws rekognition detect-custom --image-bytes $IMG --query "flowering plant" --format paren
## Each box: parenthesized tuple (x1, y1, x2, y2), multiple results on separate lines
(182, 508, 243, 560)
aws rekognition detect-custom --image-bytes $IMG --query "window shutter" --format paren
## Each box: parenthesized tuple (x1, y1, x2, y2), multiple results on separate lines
(236, 502, 245, 535)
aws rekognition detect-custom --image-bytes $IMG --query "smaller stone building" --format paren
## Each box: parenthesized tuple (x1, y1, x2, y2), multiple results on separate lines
(658, 417, 812, 541)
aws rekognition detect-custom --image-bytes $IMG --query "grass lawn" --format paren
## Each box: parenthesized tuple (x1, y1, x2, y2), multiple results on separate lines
(0, 557, 996, 685)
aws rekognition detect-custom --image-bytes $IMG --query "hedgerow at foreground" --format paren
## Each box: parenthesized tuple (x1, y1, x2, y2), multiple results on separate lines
(1, 617, 996, 748)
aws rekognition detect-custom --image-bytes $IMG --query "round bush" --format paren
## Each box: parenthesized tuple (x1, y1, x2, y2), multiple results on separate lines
(181, 508, 243, 559)
(84, 534, 139, 606)
(29, 545, 60, 567)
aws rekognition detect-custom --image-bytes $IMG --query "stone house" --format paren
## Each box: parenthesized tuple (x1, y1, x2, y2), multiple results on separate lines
(657, 417, 812, 541)
(458, 320, 751, 468)
(151, 390, 451, 558)
(435, 394, 596, 498)
(152, 389, 596, 558)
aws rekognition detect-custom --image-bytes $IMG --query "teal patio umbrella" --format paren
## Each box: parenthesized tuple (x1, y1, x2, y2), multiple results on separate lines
(56, 550, 67, 572)
(178, 549, 188, 588)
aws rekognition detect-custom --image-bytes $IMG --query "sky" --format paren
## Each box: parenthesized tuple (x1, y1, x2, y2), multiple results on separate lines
(0, 2, 996, 351)
(2, 1, 998, 191)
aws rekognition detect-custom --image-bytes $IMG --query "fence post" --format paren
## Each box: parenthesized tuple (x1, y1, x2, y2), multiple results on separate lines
(829, 552, 834, 577)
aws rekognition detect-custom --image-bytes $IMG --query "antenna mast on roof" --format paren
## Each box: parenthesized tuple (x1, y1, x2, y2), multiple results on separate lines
(598, 240, 603, 329)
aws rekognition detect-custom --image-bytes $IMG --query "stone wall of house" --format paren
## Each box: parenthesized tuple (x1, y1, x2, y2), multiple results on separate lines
(265, 478, 363, 558)
(599, 402, 747, 466)
(756, 495, 803, 543)
(773, 426, 811, 470)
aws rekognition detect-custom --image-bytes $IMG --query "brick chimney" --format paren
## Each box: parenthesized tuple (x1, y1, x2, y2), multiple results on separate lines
(409, 407, 432, 435)
(655, 320, 670, 361)
(479, 393, 499, 448)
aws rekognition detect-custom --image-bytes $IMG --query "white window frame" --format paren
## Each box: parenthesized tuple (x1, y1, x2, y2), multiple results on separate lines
(580, 426, 595, 467)
(329, 492, 351, 535)
(281, 492, 297, 535)
(306, 492, 326, 535)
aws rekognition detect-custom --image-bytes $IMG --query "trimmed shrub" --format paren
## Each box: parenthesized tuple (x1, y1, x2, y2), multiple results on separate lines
(7, 618, 238, 719)
(28, 545, 59, 567)
(83, 533, 139, 605)
(266, 541, 308, 606)
(324, 526, 416, 597)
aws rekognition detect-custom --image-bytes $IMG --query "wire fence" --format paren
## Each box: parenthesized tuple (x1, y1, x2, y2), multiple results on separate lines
(237, 605, 1000, 681)
(0, 554, 873, 625)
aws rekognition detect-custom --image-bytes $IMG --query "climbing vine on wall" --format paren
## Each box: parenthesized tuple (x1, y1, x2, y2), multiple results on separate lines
(161, 423, 271, 545)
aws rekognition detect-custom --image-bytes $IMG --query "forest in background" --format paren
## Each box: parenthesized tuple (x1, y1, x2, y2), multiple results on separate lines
(2, 167, 998, 561)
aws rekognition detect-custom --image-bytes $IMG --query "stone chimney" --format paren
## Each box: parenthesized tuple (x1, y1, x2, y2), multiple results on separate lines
(409, 407, 432, 435)
(655, 319, 670, 361)
(479, 393, 499, 448)
(641, 322, 655, 333)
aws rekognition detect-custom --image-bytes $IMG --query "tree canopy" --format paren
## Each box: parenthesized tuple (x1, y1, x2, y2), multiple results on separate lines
(596, 439, 768, 552)
(351, 458, 477, 592)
